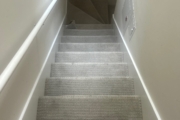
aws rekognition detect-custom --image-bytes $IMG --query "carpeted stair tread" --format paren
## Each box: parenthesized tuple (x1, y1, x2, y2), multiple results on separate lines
(61, 36, 118, 43)
(51, 63, 129, 77)
(37, 95, 143, 120)
(63, 29, 115, 36)
(45, 77, 135, 96)
(59, 43, 121, 52)
(55, 52, 124, 63)
(68, 24, 113, 29)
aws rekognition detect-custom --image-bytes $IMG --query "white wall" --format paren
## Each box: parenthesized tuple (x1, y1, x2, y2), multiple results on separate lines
(114, 0, 180, 120)
(0, 0, 52, 74)
(0, 0, 67, 120)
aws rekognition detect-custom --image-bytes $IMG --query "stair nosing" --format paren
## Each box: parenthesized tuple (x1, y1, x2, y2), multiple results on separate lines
(56, 52, 124, 54)
(74, 24, 112, 25)
(62, 35, 116, 36)
(52, 63, 128, 65)
(69, 0, 105, 23)
(47, 76, 133, 80)
(62, 35, 117, 37)
(59, 43, 120, 44)
(64, 29, 114, 31)
(40, 95, 140, 99)
(66, 24, 113, 29)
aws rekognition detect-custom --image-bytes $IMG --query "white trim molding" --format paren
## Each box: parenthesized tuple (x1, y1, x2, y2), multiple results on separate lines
(113, 15, 162, 120)
(0, 0, 57, 93)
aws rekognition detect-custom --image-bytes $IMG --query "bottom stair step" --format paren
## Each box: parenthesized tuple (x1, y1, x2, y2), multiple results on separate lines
(45, 77, 135, 96)
(37, 96, 143, 120)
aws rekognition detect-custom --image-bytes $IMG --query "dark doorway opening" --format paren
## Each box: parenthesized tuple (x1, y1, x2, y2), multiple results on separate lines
(67, 0, 117, 24)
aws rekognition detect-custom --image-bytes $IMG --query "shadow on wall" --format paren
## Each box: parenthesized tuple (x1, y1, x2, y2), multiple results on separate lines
(67, 0, 117, 24)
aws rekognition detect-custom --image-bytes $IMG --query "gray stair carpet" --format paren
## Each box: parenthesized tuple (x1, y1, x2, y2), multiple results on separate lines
(61, 36, 118, 43)
(55, 52, 124, 63)
(71, 24, 113, 29)
(37, 24, 143, 120)
(37, 96, 142, 120)
(63, 29, 115, 36)
(59, 43, 121, 52)
(45, 77, 135, 96)
(51, 63, 128, 77)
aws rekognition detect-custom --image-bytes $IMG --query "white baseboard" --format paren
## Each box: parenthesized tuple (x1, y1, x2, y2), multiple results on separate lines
(19, 14, 66, 120)
(112, 15, 161, 120)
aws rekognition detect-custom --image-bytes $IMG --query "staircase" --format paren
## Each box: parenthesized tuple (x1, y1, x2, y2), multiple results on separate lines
(36, 24, 143, 120)
(67, 0, 116, 24)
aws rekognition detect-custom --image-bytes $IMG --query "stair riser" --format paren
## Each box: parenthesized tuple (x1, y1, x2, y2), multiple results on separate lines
(45, 78, 135, 96)
(61, 36, 118, 43)
(51, 64, 129, 77)
(70, 24, 113, 29)
(63, 30, 115, 36)
(37, 96, 143, 120)
(59, 43, 121, 52)
(55, 53, 124, 63)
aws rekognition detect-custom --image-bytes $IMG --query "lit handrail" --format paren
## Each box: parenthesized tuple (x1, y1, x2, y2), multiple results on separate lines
(0, 0, 57, 92)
